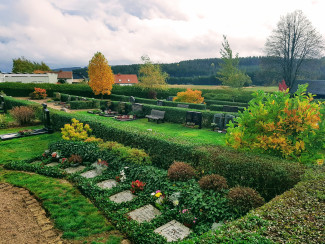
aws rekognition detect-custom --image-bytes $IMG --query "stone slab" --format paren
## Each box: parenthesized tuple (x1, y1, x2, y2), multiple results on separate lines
(64, 166, 86, 174)
(96, 179, 118, 190)
(154, 220, 191, 242)
(46, 162, 59, 167)
(128, 204, 161, 223)
(80, 169, 101, 179)
(109, 190, 135, 204)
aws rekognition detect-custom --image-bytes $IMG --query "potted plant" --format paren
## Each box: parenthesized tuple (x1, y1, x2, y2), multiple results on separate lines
(68, 154, 82, 167)
(131, 180, 145, 194)
(178, 208, 197, 228)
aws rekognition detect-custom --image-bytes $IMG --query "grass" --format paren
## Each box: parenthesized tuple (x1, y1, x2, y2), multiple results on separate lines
(74, 112, 226, 146)
(0, 170, 122, 241)
(168, 84, 278, 92)
(0, 126, 61, 164)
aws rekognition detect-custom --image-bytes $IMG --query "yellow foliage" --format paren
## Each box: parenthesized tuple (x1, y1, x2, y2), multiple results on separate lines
(88, 52, 115, 97)
(173, 89, 204, 104)
(61, 118, 92, 141)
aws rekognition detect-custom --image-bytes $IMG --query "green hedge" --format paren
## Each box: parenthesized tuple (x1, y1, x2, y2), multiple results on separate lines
(162, 100, 207, 110)
(70, 101, 96, 109)
(183, 166, 324, 244)
(3, 96, 306, 201)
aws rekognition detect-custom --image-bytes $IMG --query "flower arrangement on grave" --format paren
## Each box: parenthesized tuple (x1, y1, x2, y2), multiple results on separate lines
(95, 159, 108, 173)
(178, 208, 197, 228)
(168, 192, 181, 207)
(51, 151, 60, 162)
(151, 190, 166, 210)
(18, 129, 33, 136)
(115, 167, 127, 182)
(131, 180, 145, 194)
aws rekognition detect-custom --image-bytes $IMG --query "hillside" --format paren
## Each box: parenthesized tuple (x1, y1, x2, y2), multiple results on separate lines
(72, 56, 325, 86)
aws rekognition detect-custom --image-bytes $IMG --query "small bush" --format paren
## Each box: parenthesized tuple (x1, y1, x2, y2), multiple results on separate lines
(167, 161, 196, 181)
(30, 87, 47, 99)
(61, 118, 92, 141)
(68, 154, 83, 164)
(0, 114, 8, 129)
(228, 186, 265, 214)
(198, 174, 228, 191)
(173, 89, 204, 104)
(10, 106, 35, 125)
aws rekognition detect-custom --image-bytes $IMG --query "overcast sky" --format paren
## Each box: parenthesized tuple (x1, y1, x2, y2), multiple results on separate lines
(0, 0, 324, 72)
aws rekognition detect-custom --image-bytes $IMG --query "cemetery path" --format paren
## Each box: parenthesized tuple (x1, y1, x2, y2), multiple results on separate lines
(0, 183, 63, 244)
(15, 97, 75, 113)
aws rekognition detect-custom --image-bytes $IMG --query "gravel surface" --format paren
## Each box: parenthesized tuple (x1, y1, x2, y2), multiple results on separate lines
(0, 183, 62, 244)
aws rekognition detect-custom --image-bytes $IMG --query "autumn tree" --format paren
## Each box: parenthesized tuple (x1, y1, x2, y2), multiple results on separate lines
(173, 89, 204, 104)
(265, 10, 325, 89)
(217, 36, 252, 88)
(88, 52, 115, 99)
(138, 55, 169, 91)
(12, 57, 50, 73)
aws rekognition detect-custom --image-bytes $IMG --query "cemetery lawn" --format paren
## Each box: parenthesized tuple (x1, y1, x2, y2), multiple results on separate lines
(0, 169, 123, 242)
(0, 126, 61, 164)
(75, 112, 226, 146)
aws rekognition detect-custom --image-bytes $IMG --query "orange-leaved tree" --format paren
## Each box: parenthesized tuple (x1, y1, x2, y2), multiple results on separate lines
(173, 89, 204, 104)
(88, 52, 115, 99)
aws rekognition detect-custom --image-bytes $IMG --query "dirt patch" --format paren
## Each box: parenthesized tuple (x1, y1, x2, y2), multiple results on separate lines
(0, 183, 63, 244)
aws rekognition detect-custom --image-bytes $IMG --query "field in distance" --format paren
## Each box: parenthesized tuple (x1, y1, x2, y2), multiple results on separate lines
(167, 84, 278, 92)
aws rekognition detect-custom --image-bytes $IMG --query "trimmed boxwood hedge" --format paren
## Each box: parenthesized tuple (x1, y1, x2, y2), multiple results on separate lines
(182, 166, 325, 244)
(210, 104, 245, 112)
(3, 96, 306, 201)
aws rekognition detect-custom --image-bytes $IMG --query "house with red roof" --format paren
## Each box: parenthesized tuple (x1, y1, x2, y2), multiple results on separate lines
(114, 74, 138, 86)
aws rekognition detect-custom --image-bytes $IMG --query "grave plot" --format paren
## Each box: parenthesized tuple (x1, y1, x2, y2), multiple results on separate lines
(154, 220, 191, 242)
(80, 169, 102, 179)
(96, 179, 118, 190)
(127, 204, 161, 223)
(64, 166, 86, 174)
(109, 190, 136, 204)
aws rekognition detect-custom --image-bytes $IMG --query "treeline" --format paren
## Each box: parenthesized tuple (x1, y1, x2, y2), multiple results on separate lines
(73, 56, 325, 86)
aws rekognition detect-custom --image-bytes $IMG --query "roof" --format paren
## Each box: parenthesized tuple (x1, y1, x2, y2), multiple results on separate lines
(57, 71, 73, 79)
(114, 74, 138, 84)
(291, 80, 325, 96)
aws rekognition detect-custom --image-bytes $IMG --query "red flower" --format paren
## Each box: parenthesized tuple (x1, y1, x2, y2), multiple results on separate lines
(131, 180, 146, 193)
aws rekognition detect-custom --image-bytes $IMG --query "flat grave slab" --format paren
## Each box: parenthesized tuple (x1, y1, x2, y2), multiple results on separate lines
(128, 204, 161, 223)
(80, 169, 101, 179)
(154, 220, 191, 242)
(96, 179, 118, 190)
(46, 162, 59, 167)
(64, 166, 86, 174)
(109, 190, 135, 204)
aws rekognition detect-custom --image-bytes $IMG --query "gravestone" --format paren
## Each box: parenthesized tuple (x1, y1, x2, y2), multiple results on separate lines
(132, 103, 143, 113)
(0, 95, 7, 114)
(109, 190, 135, 204)
(167, 96, 175, 101)
(42, 103, 53, 133)
(177, 104, 189, 109)
(64, 166, 86, 174)
(128, 204, 161, 223)
(46, 162, 59, 167)
(118, 102, 126, 114)
(212, 113, 224, 131)
(154, 220, 191, 242)
(185, 111, 202, 129)
(129, 96, 136, 104)
(224, 114, 235, 130)
(157, 100, 164, 106)
(67, 95, 71, 102)
(96, 179, 118, 190)
(80, 169, 102, 179)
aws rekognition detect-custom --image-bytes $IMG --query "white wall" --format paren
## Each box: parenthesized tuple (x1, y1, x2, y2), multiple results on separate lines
(0, 73, 58, 83)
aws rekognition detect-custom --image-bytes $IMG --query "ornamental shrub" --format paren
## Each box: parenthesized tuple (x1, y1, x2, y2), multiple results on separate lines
(198, 174, 228, 191)
(228, 186, 265, 214)
(30, 87, 47, 99)
(173, 89, 204, 104)
(167, 161, 196, 181)
(61, 118, 92, 141)
(68, 154, 83, 164)
(226, 84, 325, 164)
(10, 106, 35, 125)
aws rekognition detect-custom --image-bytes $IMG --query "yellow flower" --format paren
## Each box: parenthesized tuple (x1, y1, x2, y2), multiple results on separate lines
(316, 159, 324, 166)
(155, 192, 162, 198)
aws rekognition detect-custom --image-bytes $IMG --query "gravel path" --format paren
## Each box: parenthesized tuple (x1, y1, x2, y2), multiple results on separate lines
(0, 183, 62, 244)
